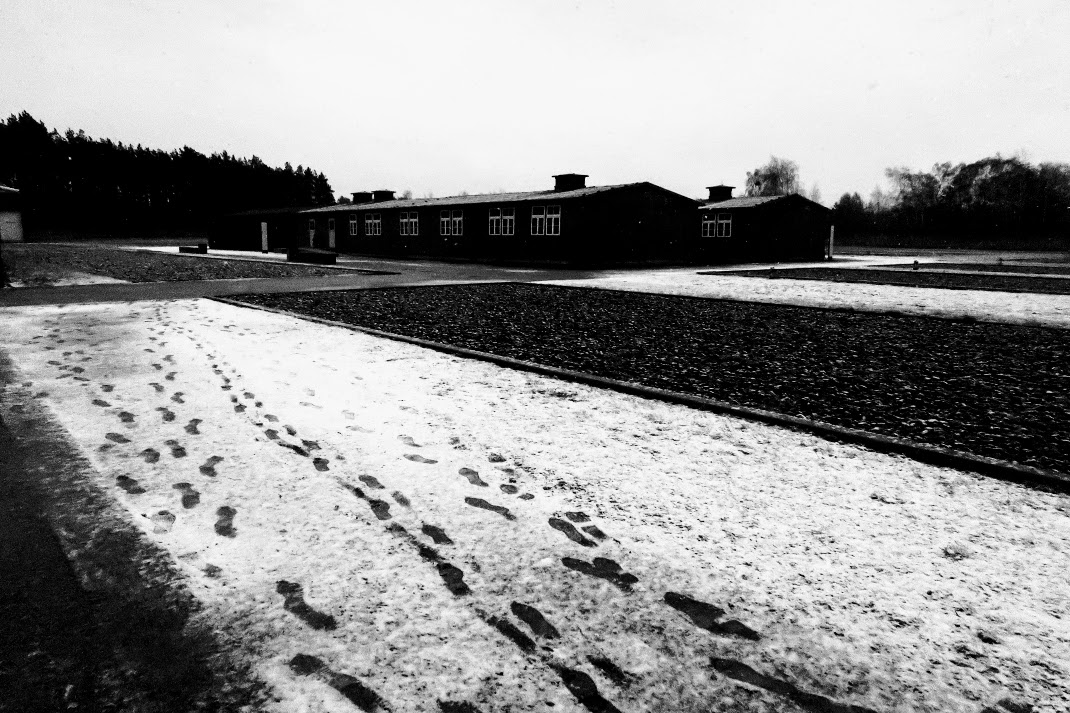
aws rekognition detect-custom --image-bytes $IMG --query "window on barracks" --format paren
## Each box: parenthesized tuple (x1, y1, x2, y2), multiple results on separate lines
(546, 205, 561, 235)
(717, 213, 732, 238)
(328, 218, 335, 232)
(701, 214, 715, 237)
(365, 213, 382, 236)
(531, 206, 545, 235)
(349, 214, 358, 236)
(502, 208, 515, 236)
(440, 210, 451, 236)
(488, 208, 501, 236)
(400, 211, 419, 236)
(451, 210, 463, 236)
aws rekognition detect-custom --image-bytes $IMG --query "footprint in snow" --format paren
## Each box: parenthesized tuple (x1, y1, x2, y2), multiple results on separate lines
(549, 518, 597, 547)
(287, 654, 386, 711)
(233, 403, 245, 413)
(149, 382, 164, 393)
(164, 439, 187, 458)
(404, 454, 437, 464)
(243, 391, 254, 399)
(184, 418, 202, 435)
(118, 412, 136, 423)
(487, 453, 506, 463)
(398, 435, 420, 447)
(105, 432, 131, 444)
(151, 363, 163, 371)
(264, 429, 278, 440)
(582, 525, 608, 540)
(214, 506, 237, 537)
(500, 484, 519, 494)
(284, 425, 297, 436)
(263, 414, 278, 422)
(276, 581, 338, 630)
(173, 482, 201, 508)
(150, 510, 176, 534)
(101, 384, 115, 393)
(92, 399, 111, 408)
(156, 407, 176, 422)
(510, 601, 560, 639)
(313, 458, 330, 472)
(358, 475, 384, 489)
(116, 475, 145, 495)
(163, 354, 174, 363)
(421, 524, 453, 545)
(459, 467, 488, 487)
(343, 483, 392, 520)
(199, 455, 224, 477)
(140, 448, 160, 463)
(565, 511, 590, 523)
(518, 493, 535, 500)
(301, 439, 320, 451)
(391, 491, 410, 507)
(164, 371, 176, 381)
(587, 656, 634, 688)
(664, 592, 760, 640)
(171, 392, 184, 403)
(464, 497, 515, 521)
(561, 557, 637, 592)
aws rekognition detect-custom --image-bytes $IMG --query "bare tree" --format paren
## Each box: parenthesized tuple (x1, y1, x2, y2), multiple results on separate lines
(744, 156, 801, 196)
(808, 183, 822, 205)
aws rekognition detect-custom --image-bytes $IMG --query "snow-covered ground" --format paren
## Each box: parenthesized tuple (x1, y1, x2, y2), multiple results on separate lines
(546, 269, 1070, 328)
(2, 298, 1068, 712)
(8, 271, 128, 288)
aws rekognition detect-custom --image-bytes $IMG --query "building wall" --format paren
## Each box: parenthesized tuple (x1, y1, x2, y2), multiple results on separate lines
(307, 185, 697, 265)
(698, 197, 831, 263)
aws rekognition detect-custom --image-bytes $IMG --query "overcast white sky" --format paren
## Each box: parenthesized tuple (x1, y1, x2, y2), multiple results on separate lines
(2, 0, 1068, 203)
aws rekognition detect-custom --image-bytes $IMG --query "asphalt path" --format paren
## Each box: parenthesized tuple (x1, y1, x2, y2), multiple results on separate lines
(0, 255, 604, 306)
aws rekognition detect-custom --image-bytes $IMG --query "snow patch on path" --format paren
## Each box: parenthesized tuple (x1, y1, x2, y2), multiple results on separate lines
(547, 269, 1070, 328)
(1, 298, 1067, 712)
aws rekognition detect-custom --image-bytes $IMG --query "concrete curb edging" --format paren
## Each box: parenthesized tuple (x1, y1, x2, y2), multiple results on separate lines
(212, 296, 1070, 495)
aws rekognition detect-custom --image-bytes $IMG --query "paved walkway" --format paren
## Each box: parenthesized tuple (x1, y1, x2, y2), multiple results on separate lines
(0, 257, 604, 306)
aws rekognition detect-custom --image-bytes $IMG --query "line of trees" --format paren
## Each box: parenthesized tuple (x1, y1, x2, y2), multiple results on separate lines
(833, 157, 1070, 246)
(0, 111, 335, 236)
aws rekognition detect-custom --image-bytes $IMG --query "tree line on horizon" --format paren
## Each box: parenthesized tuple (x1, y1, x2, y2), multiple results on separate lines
(744, 154, 1070, 246)
(0, 111, 335, 236)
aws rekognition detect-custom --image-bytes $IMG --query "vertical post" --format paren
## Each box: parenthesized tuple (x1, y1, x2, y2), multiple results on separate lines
(260, 222, 269, 253)
(828, 225, 835, 261)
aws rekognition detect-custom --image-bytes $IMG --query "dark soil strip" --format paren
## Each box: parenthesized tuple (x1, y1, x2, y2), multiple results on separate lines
(711, 657, 878, 713)
(3, 243, 391, 283)
(232, 284, 1070, 475)
(288, 654, 386, 711)
(719, 266, 1070, 295)
(276, 581, 338, 631)
(0, 366, 270, 711)
(439, 702, 483, 713)
(665, 591, 760, 641)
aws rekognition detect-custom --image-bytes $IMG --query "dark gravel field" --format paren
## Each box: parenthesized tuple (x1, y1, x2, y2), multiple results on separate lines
(2, 244, 383, 284)
(878, 262, 1070, 276)
(236, 283, 1070, 475)
(716, 267, 1070, 294)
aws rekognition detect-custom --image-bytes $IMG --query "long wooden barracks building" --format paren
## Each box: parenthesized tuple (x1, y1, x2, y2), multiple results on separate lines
(212, 174, 830, 265)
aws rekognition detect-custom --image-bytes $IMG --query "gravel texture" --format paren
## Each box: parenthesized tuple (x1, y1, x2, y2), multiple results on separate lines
(718, 267, 1070, 294)
(2, 244, 382, 284)
(237, 283, 1070, 474)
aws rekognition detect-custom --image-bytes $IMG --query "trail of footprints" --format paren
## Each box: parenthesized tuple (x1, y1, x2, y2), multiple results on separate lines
(41, 308, 1022, 713)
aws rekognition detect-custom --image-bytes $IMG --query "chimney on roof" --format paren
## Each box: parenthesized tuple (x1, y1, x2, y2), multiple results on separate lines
(351, 191, 373, 204)
(553, 173, 588, 191)
(706, 185, 734, 202)
(372, 190, 395, 202)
